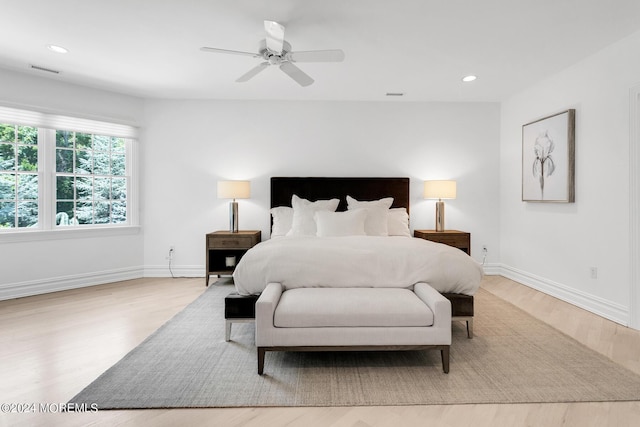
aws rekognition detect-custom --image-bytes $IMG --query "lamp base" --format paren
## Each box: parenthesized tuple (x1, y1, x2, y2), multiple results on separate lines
(229, 201, 239, 233)
(435, 201, 445, 232)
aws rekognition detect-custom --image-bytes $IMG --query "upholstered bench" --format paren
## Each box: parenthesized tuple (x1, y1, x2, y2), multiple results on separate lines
(255, 282, 452, 375)
(224, 292, 259, 342)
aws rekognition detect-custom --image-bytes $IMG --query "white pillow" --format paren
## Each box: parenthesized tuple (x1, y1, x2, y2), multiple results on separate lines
(388, 208, 411, 237)
(270, 206, 293, 238)
(286, 195, 340, 237)
(346, 196, 394, 236)
(346, 195, 393, 209)
(314, 210, 367, 237)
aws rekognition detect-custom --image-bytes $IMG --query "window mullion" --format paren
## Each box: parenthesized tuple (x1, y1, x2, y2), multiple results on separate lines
(39, 128, 55, 230)
(126, 139, 137, 226)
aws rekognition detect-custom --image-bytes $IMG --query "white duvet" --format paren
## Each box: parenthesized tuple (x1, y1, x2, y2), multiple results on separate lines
(232, 236, 483, 296)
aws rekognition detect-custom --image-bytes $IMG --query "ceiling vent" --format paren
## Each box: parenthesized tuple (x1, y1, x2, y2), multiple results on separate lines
(30, 64, 60, 74)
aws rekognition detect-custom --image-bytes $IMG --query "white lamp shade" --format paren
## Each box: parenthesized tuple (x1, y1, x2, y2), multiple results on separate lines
(424, 180, 457, 200)
(217, 180, 251, 199)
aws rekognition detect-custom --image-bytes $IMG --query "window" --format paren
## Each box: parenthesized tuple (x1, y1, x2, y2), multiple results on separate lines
(55, 131, 128, 226)
(0, 105, 137, 234)
(0, 123, 39, 228)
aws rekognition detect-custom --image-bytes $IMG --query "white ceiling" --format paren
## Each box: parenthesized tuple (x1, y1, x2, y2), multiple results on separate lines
(2, 0, 640, 102)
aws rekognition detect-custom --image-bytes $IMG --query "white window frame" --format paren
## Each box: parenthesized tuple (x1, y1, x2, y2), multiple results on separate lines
(0, 105, 139, 242)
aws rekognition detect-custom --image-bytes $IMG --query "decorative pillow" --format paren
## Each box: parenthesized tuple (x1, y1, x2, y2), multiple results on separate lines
(346, 196, 394, 236)
(346, 195, 394, 209)
(270, 206, 293, 238)
(388, 208, 411, 237)
(286, 195, 340, 237)
(314, 210, 367, 237)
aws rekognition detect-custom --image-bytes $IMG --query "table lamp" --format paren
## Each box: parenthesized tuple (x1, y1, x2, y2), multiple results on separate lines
(424, 180, 456, 232)
(217, 180, 250, 233)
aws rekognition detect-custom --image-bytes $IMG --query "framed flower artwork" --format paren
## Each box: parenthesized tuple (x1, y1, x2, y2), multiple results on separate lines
(522, 109, 575, 202)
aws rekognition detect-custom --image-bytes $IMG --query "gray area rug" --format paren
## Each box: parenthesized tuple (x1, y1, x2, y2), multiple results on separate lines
(69, 282, 640, 408)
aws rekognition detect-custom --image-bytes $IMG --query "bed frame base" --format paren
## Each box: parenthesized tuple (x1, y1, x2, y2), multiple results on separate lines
(454, 316, 474, 338)
(257, 345, 450, 375)
(442, 293, 474, 339)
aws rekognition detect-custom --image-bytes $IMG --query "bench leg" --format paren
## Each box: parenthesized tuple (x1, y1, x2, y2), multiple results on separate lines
(257, 347, 266, 375)
(466, 319, 474, 339)
(441, 346, 450, 374)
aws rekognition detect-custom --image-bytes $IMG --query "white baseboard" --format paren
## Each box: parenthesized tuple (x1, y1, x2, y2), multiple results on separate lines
(482, 262, 502, 276)
(2, 261, 629, 329)
(143, 264, 204, 278)
(0, 267, 143, 301)
(498, 264, 629, 326)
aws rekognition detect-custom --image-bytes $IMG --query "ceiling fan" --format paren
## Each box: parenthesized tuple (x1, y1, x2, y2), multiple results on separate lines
(200, 20, 345, 87)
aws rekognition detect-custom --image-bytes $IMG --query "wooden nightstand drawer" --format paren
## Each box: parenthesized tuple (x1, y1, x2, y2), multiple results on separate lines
(414, 230, 471, 255)
(426, 235, 461, 245)
(208, 235, 257, 249)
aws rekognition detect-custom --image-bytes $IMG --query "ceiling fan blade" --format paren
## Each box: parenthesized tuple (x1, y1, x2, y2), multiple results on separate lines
(236, 62, 269, 82)
(200, 47, 260, 58)
(288, 49, 345, 63)
(264, 20, 285, 53)
(279, 62, 314, 87)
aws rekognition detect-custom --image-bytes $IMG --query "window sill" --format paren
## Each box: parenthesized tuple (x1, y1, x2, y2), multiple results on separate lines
(0, 225, 141, 243)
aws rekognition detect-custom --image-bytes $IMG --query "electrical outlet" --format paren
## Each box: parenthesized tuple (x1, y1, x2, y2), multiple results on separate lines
(166, 246, 175, 260)
(590, 267, 598, 279)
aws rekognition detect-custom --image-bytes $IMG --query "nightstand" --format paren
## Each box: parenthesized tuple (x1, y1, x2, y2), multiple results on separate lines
(205, 230, 261, 286)
(414, 230, 471, 256)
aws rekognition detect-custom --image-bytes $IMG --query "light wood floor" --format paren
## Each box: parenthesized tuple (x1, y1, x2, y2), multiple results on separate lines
(1, 275, 639, 427)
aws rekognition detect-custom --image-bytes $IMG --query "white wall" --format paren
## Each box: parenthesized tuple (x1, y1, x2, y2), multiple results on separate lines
(499, 30, 640, 325)
(0, 69, 145, 299)
(0, 68, 142, 124)
(142, 100, 501, 276)
(0, 69, 501, 298)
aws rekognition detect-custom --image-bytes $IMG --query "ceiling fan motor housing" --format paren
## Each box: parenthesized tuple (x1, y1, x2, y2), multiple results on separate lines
(260, 39, 292, 63)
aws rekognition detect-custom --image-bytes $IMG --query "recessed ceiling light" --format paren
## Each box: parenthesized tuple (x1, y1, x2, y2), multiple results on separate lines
(47, 44, 68, 54)
(462, 75, 477, 82)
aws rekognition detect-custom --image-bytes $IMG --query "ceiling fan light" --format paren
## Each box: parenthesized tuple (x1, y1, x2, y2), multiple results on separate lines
(462, 75, 477, 82)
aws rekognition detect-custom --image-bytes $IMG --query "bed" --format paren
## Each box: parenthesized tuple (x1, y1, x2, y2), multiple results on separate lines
(231, 177, 483, 338)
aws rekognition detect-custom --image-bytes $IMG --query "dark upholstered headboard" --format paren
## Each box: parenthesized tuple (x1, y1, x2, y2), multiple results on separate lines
(270, 177, 410, 213)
